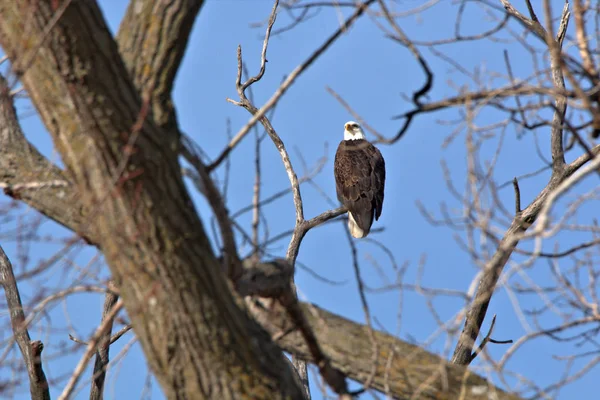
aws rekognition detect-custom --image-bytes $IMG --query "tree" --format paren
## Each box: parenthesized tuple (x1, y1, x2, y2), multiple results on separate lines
(0, 0, 598, 399)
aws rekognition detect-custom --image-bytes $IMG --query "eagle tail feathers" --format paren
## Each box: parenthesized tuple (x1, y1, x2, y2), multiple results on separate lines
(348, 211, 370, 239)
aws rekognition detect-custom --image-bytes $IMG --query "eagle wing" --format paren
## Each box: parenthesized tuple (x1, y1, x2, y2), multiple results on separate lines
(334, 139, 385, 231)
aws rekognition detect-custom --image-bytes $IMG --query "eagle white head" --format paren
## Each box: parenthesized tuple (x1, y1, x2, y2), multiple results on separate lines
(344, 121, 366, 141)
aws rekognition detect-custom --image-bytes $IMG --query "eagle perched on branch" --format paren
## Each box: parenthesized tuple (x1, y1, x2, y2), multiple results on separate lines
(334, 121, 386, 238)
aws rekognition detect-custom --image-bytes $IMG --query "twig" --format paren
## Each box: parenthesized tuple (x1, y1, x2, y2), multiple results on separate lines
(286, 207, 347, 265)
(468, 315, 513, 363)
(23, 285, 113, 329)
(231, 149, 328, 219)
(181, 136, 242, 283)
(110, 324, 133, 345)
(326, 86, 387, 141)
(530, 152, 600, 241)
(252, 107, 262, 262)
(503, 50, 529, 128)
(89, 288, 120, 400)
(513, 237, 600, 258)
(58, 299, 124, 400)
(525, 0, 539, 21)
(377, 0, 434, 143)
(223, 118, 232, 200)
(378, 0, 432, 107)
(0, 244, 50, 400)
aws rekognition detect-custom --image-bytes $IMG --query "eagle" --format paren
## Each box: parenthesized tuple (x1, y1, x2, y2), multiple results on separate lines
(334, 121, 386, 238)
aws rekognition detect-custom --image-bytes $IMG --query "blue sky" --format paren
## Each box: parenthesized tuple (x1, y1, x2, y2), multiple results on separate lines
(1, 0, 598, 399)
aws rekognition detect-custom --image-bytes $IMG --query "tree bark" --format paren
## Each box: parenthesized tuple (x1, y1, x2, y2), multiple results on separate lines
(116, 0, 203, 132)
(0, 72, 87, 240)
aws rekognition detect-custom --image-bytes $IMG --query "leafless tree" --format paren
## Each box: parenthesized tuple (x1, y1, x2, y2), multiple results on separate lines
(1, 0, 599, 399)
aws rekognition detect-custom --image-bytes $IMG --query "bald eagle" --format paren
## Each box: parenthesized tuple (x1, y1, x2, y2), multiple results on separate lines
(334, 121, 386, 238)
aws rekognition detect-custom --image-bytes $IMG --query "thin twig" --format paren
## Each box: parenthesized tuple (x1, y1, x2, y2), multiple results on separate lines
(252, 138, 262, 260)
(525, 0, 539, 21)
(326, 86, 387, 141)
(468, 315, 513, 363)
(181, 136, 242, 282)
(503, 50, 529, 128)
(110, 324, 133, 345)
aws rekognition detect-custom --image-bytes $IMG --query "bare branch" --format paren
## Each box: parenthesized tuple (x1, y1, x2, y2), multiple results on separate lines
(109, 325, 132, 345)
(252, 120, 262, 261)
(59, 300, 124, 400)
(241, 1, 279, 92)
(378, 0, 433, 107)
(468, 315, 513, 363)
(573, 0, 597, 79)
(0, 245, 50, 400)
(180, 137, 243, 282)
(326, 86, 387, 141)
(525, 0, 539, 21)
(89, 287, 119, 400)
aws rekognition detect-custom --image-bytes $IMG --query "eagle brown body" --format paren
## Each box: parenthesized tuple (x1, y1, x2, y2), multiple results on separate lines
(334, 128, 386, 238)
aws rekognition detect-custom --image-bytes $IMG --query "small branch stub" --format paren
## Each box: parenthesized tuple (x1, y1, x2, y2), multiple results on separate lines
(513, 177, 521, 214)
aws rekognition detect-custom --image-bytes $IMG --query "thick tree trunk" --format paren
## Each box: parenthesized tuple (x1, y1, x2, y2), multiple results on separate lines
(0, 2, 304, 399)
